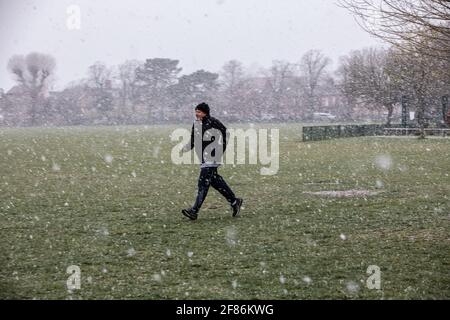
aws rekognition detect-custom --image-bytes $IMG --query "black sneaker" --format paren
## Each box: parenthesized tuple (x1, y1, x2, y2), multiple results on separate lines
(231, 198, 243, 217)
(182, 208, 198, 221)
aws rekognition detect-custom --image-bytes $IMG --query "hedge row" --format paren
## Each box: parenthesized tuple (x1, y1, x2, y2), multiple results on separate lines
(302, 124, 386, 142)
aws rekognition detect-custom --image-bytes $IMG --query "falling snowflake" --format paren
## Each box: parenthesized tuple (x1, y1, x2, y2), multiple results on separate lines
(126, 248, 136, 257)
(302, 276, 312, 284)
(340, 233, 347, 240)
(152, 273, 162, 282)
(225, 226, 238, 246)
(346, 281, 360, 294)
(153, 146, 160, 158)
(375, 180, 384, 188)
(96, 226, 109, 236)
(374, 155, 392, 170)
(104, 154, 113, 163)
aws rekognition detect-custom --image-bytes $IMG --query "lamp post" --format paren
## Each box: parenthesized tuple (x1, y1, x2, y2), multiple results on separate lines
(401, 95, 408, 130)
(442, 95, 449, 127)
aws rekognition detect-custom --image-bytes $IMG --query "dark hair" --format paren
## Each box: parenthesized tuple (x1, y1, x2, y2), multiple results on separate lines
(195, 102, 210, 115)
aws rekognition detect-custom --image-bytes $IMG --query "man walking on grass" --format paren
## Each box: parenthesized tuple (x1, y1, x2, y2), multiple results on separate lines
(181, 102, 243, 220)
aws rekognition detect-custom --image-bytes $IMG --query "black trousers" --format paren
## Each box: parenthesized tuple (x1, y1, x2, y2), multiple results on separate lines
(192, 167, 236, 213)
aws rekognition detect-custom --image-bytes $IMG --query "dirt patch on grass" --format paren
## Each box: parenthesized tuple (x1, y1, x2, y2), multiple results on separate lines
(303, 189, 383, 197)
(353, 227, 450, 242)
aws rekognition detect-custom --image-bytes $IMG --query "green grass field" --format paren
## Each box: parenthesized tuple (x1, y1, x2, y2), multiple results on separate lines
(0, 124, 449, 299)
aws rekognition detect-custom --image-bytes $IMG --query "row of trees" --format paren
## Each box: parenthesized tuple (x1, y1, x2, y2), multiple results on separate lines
(338, 46, 450, 126)
(339, 0, 450, 134)
(1, 46, 449, 126)
(0, 50, 341, 126)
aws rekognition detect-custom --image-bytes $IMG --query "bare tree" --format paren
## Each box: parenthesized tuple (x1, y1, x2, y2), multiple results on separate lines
(220, 60, 245, 93)
(299, 50, 331, 119)
(219, 60, 248, 119)
(117, 60, 143, 120)
(339, 0, 450, 59)
(263, 60, 296, 119)
(337, 47, 402, 124)
(388, 47, 447, 136)
(87, 62, 114, 121)
(88, 61, 112, 89)
(7, 52, 56, 125)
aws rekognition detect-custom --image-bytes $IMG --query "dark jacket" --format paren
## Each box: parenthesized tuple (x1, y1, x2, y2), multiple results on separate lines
(185, 115, 229, 164)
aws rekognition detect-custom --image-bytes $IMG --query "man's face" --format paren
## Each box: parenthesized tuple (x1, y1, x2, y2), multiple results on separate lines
(195, 109, 207, 120)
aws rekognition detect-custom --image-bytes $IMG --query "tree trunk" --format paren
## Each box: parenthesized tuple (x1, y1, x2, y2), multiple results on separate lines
(416, 98, 426, 139)
(30, 90, 38, 126)
(385, 104, 393, 126)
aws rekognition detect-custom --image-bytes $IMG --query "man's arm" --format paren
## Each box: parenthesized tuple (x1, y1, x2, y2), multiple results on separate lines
(182, 123, 195, 152)
(213, 118, 229, 154)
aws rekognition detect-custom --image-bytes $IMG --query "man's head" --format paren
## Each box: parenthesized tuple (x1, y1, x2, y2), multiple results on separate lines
(195, 102, 210, 120)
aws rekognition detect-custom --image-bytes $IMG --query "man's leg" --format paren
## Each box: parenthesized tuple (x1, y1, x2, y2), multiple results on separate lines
(191, 167, 215, 213)
(210, 168, 237, 205)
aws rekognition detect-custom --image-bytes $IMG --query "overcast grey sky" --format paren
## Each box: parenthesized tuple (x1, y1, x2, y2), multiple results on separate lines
(0, 0, 383, 91)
